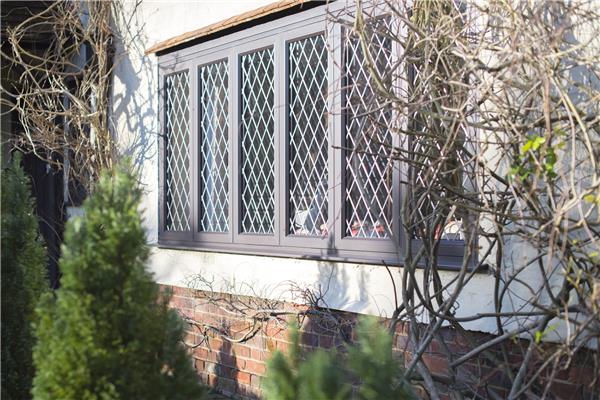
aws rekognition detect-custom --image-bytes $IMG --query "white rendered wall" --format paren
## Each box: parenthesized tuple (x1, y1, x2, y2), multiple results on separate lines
(111, 0, 499, 336)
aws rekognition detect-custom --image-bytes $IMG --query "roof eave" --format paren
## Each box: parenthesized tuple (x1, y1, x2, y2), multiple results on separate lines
(145, 0, 326, 56)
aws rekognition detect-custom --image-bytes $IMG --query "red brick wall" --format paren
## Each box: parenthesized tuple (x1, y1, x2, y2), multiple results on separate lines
(163, 284, 597, 400)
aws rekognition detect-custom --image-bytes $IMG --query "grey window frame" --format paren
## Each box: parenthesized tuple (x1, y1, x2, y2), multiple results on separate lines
(234, 40, 280, 246)
(197, 58, 230, 234)
(194, 52, 234, 245)
(157, 3, 468, 269)
(159, 62, 194, 243)
(332, 18, 401, 256)
(279, 22, 334, 250)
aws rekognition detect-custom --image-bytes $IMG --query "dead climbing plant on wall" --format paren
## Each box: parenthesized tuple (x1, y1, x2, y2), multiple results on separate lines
(2, 1, 141, 192)
(187, 1, 599, 399)
(340, 0, 600, 398)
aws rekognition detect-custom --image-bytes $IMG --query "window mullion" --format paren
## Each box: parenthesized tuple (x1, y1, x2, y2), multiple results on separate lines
(190, 62, 199, 238)
(274, 38, 282, 245)
(391, 15, 404, 249)
(327, 25, 339, 243)
(230, 49, 240, 242)
(277, 36, 287, 245)
(332, 21, 344, 250)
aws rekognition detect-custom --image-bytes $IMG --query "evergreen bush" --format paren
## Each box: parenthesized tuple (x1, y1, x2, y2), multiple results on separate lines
(264, 326, 349, 400)
(347, 318, 414, 400)
(32, 164, 206, 400)
(1, 153, 48, 400)
(264, 317, 415, 400)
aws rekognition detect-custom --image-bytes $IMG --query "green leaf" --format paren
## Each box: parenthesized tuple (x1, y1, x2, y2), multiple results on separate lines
(531, 136, 546, 151)
(521, 135, 545, 154)
(583, 194, 597, 204)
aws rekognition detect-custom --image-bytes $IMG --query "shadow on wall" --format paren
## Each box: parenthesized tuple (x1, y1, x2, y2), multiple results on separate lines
(200, 317, 262, 399)
(298, 233, 371, 355)
(299, 263, 357, 361)
(213, 340, 241, 398)
(110, 6, 162, 206)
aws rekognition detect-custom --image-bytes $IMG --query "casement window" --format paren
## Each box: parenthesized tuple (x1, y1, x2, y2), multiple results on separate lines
(342, 15, 394, 240)
(240, 47, 275, 235)
(198, 60, 229, 233)
(157, 3, 465, 268)
(164, 71, 191, 233)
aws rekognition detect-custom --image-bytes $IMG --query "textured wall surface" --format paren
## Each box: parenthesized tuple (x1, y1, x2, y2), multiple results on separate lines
(164, 284, 597, 400)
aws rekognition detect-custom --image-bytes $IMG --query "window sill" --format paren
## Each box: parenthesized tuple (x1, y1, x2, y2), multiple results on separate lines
(152, 240, 482, 272)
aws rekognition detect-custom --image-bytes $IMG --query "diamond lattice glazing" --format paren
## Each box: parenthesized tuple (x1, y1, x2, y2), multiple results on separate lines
(344, 17, 394, 238)
(199, 60, 230, 232)
(288, 35, 329, 236)
(240, 48, 275, 234)
(165, 71, 191, 232)
(409, 44, 469, 241)
(411, 121, 467, 241)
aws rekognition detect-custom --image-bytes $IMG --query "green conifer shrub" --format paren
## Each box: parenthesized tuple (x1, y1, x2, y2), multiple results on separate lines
(32, 164, 206, 400)
(1, 153, 48, 400)
(264, 317, 415, 400)
(264, 326, 349, 400)
(347, 318, 415, 400)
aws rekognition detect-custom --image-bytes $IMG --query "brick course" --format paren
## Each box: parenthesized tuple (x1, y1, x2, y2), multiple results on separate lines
(163, 284, 598, 400)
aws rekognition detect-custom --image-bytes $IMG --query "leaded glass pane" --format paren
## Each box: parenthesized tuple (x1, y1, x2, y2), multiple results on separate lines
(411, 125, 467, 241)
(288, 35, 329, 236)
(344, 16, 393, 238)
(410, 19, 468, 241)
(240, 48, 275, 234)
(199, 60, 229, 233)
(165, 71, 191, 232)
